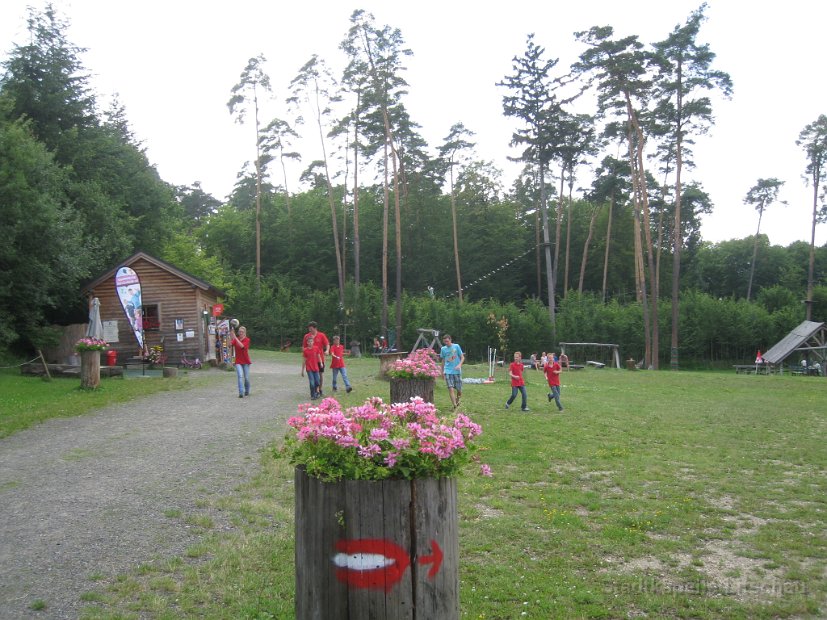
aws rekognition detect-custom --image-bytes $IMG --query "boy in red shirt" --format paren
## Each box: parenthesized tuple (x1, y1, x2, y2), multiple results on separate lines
(301, 336, 322, 400)
(329, 335, 353, 393)
(544, 352, 564, 412)
(505, 351, 530, 411)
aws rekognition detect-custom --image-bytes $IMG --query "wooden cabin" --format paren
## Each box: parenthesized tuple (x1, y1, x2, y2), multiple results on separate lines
(82, 252, 224, 366)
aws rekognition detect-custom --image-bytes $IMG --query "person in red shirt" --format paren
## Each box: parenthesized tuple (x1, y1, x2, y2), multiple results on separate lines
(505, 351, 530, 411)
(301, 336, 322, 400)
(544, 352, 564, 411)
(231, 325, 252, 398)
(329, 335, 353, 393)
(302, 321, 330, 395)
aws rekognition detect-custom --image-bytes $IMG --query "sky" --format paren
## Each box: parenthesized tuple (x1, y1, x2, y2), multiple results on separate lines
(1, 0, 825, 247)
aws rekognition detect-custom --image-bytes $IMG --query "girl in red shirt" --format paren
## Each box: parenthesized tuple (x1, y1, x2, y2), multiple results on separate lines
(505, 351, 530, 411)
(231, 326, 252, 398)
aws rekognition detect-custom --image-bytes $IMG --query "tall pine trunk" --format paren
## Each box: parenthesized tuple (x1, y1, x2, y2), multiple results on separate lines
(563, 171, 573, 298)
(578, 204, 599, 293)
(601, 191, 615, 303)
(449, 164, 463, 302)
(352, 96, 361, 293)
(539, 164, 556, 324)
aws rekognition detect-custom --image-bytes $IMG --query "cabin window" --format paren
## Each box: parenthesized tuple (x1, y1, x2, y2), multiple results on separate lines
(142, 304, 161, 331)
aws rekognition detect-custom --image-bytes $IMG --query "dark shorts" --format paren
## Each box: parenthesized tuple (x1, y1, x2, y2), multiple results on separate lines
(444, 373, 462, 390)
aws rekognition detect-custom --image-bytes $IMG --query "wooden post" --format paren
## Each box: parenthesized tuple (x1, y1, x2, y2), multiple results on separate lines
(37, 349, 52, 381)
(295, 467, 459, 620)
(390, 378, 435, 404)
(80, 350, 101, 389)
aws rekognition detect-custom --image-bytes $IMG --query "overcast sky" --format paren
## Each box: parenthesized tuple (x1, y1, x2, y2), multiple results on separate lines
(2, 0, 825, 247)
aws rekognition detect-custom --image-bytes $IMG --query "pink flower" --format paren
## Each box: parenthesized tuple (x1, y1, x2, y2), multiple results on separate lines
(480, 464, 493, 477)
(358, 443, 382, 459)
(369, 428, 390, 441)
(285, 395, 485, 480)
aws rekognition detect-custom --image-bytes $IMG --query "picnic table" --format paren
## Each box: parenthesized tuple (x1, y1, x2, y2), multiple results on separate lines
(733, 364, 773, 375)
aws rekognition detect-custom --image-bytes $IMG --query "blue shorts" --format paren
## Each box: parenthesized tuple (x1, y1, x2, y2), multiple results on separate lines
(444, 373, 462, 390)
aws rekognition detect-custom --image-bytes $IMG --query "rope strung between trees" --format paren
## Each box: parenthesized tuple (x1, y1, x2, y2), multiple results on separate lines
(440, 244, 538, 299)
(0, 356, 42, 369)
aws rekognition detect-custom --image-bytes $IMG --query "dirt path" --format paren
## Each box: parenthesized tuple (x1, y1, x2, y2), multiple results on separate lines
(0, 359, 304, 619)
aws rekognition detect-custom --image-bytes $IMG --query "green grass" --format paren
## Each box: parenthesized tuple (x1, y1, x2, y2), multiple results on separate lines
(7, 352, 825, 619)
(0, 366, 211, 438)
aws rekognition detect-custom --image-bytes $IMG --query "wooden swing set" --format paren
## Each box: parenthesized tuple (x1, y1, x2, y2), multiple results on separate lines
(559, 342, 622, 369)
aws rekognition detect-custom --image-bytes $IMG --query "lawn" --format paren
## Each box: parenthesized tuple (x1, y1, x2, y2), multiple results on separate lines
(0, 366, 208, 439)
(7, 352, 825, 619)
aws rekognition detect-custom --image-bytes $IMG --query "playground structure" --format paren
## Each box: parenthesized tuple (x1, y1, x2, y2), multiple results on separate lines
(410, 328, 440, 352)
(559, 342, 622, 369)
(736, 320, 826, 375)
(407, 328, 497, 384)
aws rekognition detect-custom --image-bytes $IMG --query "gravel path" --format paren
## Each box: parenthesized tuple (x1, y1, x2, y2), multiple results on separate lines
(0, 359, 305, 619)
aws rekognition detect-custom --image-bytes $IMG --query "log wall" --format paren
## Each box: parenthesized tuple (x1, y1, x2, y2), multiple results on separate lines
(89, 257, 217, 364)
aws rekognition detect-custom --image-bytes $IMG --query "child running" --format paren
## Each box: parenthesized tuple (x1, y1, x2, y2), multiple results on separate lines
(329, 335, 353, 393)
(505, 351, 530, 412)
(544, 352, 564, 412)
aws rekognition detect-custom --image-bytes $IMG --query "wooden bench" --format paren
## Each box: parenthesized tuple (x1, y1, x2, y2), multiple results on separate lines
(789, 365, 821, 376)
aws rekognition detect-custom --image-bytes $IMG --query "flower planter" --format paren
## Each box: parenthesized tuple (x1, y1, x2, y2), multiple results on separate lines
(390, 377, 435, 404)
(294, 466, 459, 620)
(79, 350, 101, 389)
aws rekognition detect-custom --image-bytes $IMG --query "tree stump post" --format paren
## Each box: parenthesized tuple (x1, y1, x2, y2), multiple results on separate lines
(80, 350, 101, 389)
(390, 378, 435, 404)
(295, 467, 459, 620)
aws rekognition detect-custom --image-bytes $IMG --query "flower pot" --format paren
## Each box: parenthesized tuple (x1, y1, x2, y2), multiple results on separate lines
(294, 467, 458, 620)
(390, 377, 435, 404)
(80, 349, 101, 389)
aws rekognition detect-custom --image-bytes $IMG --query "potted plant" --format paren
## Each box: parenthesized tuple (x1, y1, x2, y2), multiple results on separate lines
(283, 396, 490, 619)
(386, 348, 442, 403)
(74, 338, 107, 389)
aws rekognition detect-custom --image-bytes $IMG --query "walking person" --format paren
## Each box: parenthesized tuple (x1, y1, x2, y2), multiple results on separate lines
(230, 325, 252, 398)
(303, 321, 330, 396)
(439, 334, 465, 409)
(505, 351, 529, 411)
(301, 335, 322, 400)
(330, 335, 353, 393)
(544, 352, 564, 412)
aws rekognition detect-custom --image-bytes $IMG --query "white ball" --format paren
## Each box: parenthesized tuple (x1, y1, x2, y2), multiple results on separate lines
(230, 318, 240, 329)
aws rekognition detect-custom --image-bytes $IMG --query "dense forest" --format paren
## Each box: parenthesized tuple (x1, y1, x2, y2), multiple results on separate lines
(1, 4, 825, 368)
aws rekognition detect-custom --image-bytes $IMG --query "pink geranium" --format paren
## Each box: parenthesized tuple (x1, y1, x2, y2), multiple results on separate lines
(386, 348, 442, 380)
(282, 396, 490, 481)
(74, 337, 108, 352)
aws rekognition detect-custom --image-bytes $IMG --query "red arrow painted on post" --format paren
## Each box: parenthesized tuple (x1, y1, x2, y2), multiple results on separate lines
(417, 539, 443, 578)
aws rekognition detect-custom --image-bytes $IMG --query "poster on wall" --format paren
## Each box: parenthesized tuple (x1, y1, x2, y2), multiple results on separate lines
(103, 320, 119, 343)
(114, 266, 143, 349)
